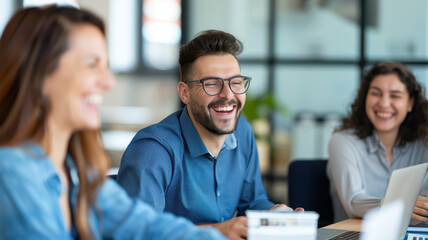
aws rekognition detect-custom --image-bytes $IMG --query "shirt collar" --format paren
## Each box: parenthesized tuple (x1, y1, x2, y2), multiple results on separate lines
(365, 132, 406, 154)
(224, 133, 237, 149)
(20, 143, 57, 180)
(366, 132, 381, 153)
(66, 154, 80, 187)
(20, 143, 64, 194)
(180, 107, 237, 158)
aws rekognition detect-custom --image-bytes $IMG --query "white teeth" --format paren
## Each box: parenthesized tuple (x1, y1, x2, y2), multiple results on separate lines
(376, 112, 392, 118)
(213, 106, 233, 112)
(85, 94, 103, 104)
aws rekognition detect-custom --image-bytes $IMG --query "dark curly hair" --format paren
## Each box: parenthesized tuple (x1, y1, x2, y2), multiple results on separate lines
(179, 29, 243, 83)
(339, 62, 428, 146)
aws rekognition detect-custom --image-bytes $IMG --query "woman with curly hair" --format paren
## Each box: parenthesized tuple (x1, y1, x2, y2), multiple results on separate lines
(327, 62, 428, 222)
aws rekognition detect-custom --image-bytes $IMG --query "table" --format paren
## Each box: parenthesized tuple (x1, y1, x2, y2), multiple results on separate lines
(322, 218, 362, 231)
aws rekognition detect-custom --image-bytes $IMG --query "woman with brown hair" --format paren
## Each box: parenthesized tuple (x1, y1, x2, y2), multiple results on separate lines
(0, 6, 225, 240)
(327, 62, 428, 222)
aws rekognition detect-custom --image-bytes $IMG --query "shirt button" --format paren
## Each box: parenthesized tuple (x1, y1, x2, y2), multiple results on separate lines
(221, 218, 225, 222)
(217, 191, 220, 197)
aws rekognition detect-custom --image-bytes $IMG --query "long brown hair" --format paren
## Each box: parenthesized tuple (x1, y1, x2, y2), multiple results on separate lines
(0, 6, 110, 239)
(340, 62, 428, 146)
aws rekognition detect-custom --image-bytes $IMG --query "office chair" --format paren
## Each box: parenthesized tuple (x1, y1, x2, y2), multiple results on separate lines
(288, 159, 334, 227)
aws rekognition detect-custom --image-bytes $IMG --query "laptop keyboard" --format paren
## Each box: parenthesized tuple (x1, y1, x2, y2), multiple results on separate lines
(407, 233, 428, 240)
(330, 230, 361, 240)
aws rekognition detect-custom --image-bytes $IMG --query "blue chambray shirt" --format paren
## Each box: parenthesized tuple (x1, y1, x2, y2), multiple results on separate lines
(0, 144, 225, 240)
(117, 107, 274, 224)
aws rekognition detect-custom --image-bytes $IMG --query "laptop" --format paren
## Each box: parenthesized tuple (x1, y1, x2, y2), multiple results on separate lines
(317, 162, 428, 240)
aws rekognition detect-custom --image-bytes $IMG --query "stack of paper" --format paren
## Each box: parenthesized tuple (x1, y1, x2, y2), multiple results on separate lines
(246, 210, 319, 240)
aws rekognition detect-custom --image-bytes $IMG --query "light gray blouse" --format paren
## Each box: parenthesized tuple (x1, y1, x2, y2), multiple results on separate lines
(327, 130, 428, 222)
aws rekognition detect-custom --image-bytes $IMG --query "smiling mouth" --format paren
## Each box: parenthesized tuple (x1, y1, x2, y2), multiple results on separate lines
(84, 94, 103, 105)
(212, 105, 235, 113)
(376, 111, 393, 118)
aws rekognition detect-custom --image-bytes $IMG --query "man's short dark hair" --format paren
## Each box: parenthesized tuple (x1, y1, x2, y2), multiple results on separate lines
(179, 30, 243, 83)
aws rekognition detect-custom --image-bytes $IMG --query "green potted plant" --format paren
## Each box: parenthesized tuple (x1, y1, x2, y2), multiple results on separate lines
(242, 92, 289, 174)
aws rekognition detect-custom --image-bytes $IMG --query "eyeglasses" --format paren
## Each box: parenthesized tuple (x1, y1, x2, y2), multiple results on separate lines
(187, 75, 251, 96)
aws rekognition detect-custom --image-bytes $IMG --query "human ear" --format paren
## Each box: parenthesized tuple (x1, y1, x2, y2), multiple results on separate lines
(408, 97, 414, 112)
(177, 82, 190, 105)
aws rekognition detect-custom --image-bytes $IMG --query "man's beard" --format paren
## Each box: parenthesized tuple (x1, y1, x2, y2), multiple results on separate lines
(189, 99, 242, 135)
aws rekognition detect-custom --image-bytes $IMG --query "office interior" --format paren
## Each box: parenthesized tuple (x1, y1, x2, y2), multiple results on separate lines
(2, 0, 428, 204)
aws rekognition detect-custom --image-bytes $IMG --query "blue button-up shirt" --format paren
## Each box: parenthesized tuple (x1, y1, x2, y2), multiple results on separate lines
(117, 107, 274, 224)
(0, 144, 225, 239)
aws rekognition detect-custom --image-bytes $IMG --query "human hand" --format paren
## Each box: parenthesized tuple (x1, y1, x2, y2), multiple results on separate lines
(270, 204, 304, 212)
(413, 195, 428, 222)
(200, 217, 247, 240)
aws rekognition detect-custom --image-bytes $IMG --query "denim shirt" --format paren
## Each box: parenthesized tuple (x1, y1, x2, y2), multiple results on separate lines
(117, 107, 274, 224)
(0, 144, 225, 240)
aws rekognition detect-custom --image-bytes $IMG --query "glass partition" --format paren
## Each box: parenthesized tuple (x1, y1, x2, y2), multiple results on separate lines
(275, 0, 359, 59)
(274, 65, 359, 115)
(366, 0, 428, 60)
(0, 0, 15, 37)
(241, 64, 269, 96)
(187, 0, 269, 58)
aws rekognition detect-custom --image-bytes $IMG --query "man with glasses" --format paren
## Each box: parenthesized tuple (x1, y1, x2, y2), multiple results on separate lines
(117, 30, 296, 240)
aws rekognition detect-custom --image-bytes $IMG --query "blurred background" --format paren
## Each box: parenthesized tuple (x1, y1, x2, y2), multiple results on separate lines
(2, 0, 428, 203)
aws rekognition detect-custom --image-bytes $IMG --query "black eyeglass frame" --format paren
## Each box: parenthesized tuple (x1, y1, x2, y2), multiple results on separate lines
(187, 75, 251, 96)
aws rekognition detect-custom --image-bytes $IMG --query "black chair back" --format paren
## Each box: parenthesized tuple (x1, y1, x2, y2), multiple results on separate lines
(288, 159, 334, 227)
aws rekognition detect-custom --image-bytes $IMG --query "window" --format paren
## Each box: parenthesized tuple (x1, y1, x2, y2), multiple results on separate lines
(183, 0, 428, 201)
(0, 0, 18, 36)
(108, 0, 181, 73)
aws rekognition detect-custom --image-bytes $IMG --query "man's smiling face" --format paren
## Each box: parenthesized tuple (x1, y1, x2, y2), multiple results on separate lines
(186, 54, 245, 135)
